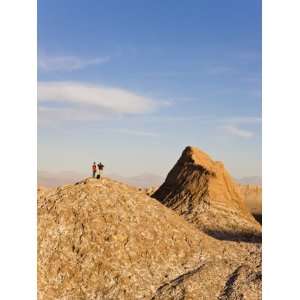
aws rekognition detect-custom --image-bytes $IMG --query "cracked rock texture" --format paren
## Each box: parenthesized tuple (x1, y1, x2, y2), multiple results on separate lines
(152, 146, 261, 242)
(38, 176, 261, 299)
(238, 184, 262, 223)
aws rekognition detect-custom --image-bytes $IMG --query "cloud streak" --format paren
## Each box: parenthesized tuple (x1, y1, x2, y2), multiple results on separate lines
(38, 81, 160, 115)
(114, 128, 159, 137)
(141, 115, 261, 125)
(38, 54, 110, 71)
(222, 125, 254, 138)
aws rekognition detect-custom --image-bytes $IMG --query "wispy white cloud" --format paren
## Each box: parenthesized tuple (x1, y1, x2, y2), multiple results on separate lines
(220, 117, 260, 139)
(142, 115, 261, 125)
(38, 106, 115, 124)
(114, 128, 159, 137)
(222, 125, 254, 138)
(145, 115, 259, 139)
(38, 54, 110, 71)
(38, 81, 161, 115)
(223, 116, 261, 125)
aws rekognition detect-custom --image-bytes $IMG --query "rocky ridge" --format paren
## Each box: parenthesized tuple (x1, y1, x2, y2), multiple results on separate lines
(238, 184, 262, 224)
(238, 184, 262, 215)
(38, 177, 261, 299)
(152, 146, 261, 242)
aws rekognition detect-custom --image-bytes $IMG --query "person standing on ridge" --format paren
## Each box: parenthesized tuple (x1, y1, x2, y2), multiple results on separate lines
(97, 162, 104, 179)
(92, 162, 97, 178)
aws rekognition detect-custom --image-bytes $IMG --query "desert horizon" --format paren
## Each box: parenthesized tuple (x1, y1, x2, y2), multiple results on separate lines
(38, 148, 262, 228)
(38, 145, 262, 299)
(38, 169, 262, 189)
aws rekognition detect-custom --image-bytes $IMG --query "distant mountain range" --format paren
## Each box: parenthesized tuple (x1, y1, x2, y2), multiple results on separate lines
(38, 170, 163, 188)
(236, 176, 262, 186)
(38, 170, 85, 187)
(108, 173, 163, 188)
(38, 170, 261, 188)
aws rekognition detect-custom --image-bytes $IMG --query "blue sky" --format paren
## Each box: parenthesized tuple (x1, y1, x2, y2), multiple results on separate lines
(38, 0, 261, 179)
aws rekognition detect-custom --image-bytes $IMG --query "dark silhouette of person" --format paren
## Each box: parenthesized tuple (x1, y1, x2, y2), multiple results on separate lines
(97, 162, 104, 179)
(92, 162, 97, 178)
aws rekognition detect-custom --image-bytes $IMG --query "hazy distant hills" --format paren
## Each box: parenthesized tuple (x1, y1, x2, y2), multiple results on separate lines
(38, 170, 163, 188)
(108, 173, 163, 188)
(38, 170, 85, 187)
(237, 176, 262, 186)
(38, 170, 260, 189)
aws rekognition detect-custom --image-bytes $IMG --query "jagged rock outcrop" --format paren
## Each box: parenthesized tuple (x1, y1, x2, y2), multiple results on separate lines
(144, 186, 158, 196)
(152, 256, 261, 300)
(152, 146, 261, 241)
(238, 184, 262, 224)
(38, 177, 261, 299)
(238, 184, 262, 215)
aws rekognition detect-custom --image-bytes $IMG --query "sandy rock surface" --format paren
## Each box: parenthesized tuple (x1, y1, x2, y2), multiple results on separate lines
(38, 177, 261, 300)
(152, 146, 261, 242)
(238, 184, 262, 215)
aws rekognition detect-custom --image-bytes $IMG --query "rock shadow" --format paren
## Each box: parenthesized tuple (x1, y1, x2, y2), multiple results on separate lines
(253, 213, 262, 225)
(203, 230, 262, 243)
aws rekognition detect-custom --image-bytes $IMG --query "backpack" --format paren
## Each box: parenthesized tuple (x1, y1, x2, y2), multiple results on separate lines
(92, 165, 97, 171)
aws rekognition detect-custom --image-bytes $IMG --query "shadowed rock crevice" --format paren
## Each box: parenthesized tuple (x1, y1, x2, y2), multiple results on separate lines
(203, 230, 262, 243)
(253, 213, 262, 225)
(218, 266, 244, 300)
(151, 263, 206, 299)
(218, 265, 262, 300)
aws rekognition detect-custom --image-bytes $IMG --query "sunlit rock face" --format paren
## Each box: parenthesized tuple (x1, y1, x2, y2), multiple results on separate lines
(152, 146, 261, 242)
(38, 175, 261, 299)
